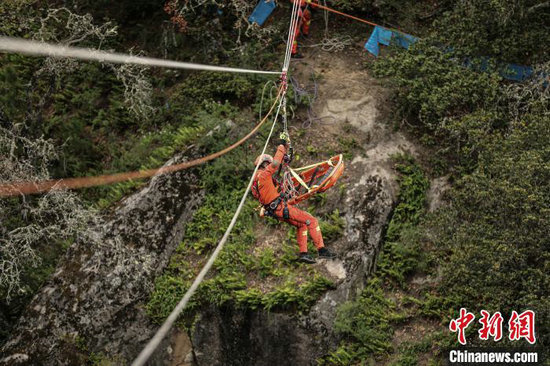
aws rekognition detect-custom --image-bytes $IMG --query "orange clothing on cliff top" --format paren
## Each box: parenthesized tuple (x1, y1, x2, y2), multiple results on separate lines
(289, 0, 313, 54)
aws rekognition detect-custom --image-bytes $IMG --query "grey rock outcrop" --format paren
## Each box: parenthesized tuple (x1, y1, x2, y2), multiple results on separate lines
(0, 155, 204, 365)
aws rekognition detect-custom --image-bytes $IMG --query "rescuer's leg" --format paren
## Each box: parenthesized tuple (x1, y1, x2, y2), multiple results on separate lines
(282, 217, 316, 263)
(286, 205, 324, 249)
(274, 206, 316, 263)
(287, 205, 337, 259)
(302, 8, 311, 35)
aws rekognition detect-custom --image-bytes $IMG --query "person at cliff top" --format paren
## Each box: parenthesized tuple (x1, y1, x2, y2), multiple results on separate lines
(252, 138, 336, 263)
(290, 0, 316, 59)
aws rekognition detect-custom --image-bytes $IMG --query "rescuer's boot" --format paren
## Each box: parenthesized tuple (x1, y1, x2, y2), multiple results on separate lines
(298, 252, 316, 264)
(318, 247, 337, 259)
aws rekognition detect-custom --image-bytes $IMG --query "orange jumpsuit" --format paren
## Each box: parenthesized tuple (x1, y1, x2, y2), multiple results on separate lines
(290, 0, 312, 54)
(254, 145, 325, 253)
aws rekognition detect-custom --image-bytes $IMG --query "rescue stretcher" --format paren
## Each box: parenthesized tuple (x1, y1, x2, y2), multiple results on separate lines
(287, 154, 344, 205)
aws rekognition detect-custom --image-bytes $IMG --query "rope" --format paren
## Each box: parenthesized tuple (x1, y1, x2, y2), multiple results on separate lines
(290, 75, 316, 104)
(258, 80, 278, 121)
(283, 0, 301, 71)
(0, 87, 284, 197)
(289, 74, 336, 128)
(281, 96, 290, 143)
(131, 88, 287, 366)
(322, 0, 329, 37)
(303, 35, 353, 52)
(309, 2, 407, 35)
(0, 36, 281, 75)
(309, 2, 378, 27)
(283, 3, 296, 72)
(132, 5, 299, 363)
(287, 0, 301, 69)
(303, 113, 336, 128)
(282, 169, 299, 198)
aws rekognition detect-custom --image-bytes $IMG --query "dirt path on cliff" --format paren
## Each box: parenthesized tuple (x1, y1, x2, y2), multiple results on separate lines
(291, 39, 419, 198)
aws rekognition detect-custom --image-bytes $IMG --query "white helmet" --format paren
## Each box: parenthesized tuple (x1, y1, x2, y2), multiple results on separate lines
(254, 154, 273, 167)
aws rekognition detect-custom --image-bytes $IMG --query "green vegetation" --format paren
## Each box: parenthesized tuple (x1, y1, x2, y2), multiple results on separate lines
(0, 238, 71, 341)
(2, 0, 338, 350)
(379, 158, 430, 284)
(0, 0, 286, 349)
(426, 113, 550, 345)
(1, 0, 548, 364)
(322, 1, 549, 364)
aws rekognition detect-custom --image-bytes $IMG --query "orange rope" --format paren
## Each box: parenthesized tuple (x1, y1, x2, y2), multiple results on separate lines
(0, 86, 283, 198)
(309, 2, 378, 27)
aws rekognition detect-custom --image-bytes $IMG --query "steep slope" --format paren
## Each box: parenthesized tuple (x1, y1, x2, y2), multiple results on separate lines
(1, 44, 420, 366)
(187, 48, 419, 365)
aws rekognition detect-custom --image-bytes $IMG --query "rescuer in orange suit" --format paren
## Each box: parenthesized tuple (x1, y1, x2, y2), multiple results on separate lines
(290, 0, 316, 58)
(252, 139, 336, 263)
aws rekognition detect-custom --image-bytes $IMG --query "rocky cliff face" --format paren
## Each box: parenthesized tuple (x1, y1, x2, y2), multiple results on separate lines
(0, 142, 409, 365)
(190, 174, 395, 365)
(190, 138, 415, 366)
(188, 51, 419, 365)
(0, 156, 204, 365)
(1, 51, 419, 366)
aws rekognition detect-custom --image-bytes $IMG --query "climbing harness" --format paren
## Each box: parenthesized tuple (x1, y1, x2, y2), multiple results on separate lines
(257, 153, 345, 215)
(258, 194, 290, 219)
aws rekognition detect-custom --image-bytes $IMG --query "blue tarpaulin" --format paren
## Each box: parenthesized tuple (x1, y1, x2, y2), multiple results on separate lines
(248, 0, 276, 26)
(499, 63, 534, 82)
(364, 26, 393, 56)
(393, 32, 419, 50)
(463, 58, 534, 81)
(364, 25, 534, 82)
(364, 26, 417, 56)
